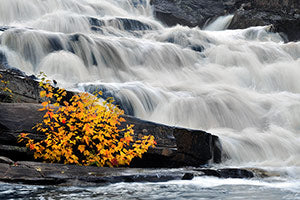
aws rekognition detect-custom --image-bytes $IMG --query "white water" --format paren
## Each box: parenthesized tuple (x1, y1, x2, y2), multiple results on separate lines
(1, 0, 300, 174)
(204, 15, 234, 31)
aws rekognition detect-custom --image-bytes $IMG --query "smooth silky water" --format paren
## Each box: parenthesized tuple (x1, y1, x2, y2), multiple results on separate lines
(0, 0, 300, 199)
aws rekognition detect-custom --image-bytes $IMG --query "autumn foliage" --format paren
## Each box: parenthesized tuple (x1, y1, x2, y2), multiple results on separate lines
(0, 74, 12, 98)
(19, 74, 156, 167)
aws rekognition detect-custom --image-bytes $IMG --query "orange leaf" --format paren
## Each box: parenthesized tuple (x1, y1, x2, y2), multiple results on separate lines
(78, 145, 85, 153)
(41, 101, 48, 107)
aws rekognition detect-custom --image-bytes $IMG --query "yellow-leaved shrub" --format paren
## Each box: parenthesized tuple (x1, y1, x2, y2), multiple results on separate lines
(18, 74, 156, 167)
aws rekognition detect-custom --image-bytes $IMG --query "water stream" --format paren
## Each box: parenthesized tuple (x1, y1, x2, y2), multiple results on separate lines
(0, 0, 300, 198)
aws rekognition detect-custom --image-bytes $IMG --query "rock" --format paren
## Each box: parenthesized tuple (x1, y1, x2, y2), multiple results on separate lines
(182, 173, 194, 180)
(0, 70, 74, 104)
(195, 168, 254, 178)
(151, 0, 300, 41)
(0, 70, 41, 103)
(0, 161, 274, 186)
(150, 0, 227, 27)
(228, 8, 300, 41)
(173, 128, 222, 166)
(0, 161, 188, 186)
(0, 145, 34, 162)
(228, 0, 300, 41)
(0, 156, 14, 165)
(0, 103, 222, 167)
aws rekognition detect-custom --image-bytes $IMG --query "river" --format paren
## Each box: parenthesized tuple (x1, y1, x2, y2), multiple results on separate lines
(0, 0, 300, 199)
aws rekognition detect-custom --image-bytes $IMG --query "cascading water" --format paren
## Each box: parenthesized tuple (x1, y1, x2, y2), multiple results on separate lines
(1, 0, 300, 177)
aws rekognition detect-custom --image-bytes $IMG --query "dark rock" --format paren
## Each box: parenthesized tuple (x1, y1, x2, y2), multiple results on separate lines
(228, 8, 300, 41)
(0, 161, 187, 186)
(0, 145, 34, 162)
(150, 0, 226, 28)
(88, 17, 153, 32)
(172, 128, 221, 166)
(228, 0, 300, 41)
(0, 26, 11, 32)
(151, 0, 300, 41)
(0, 70, 74, 103)
(0, 103, 222, 167)
(196, 168, 254, 178)
(0, 70, 41, 103)
(182, 173, 194, 180)
(0, 156, 14, 165)
(0, 161, 273, 186)
(0, 103, 44, 133)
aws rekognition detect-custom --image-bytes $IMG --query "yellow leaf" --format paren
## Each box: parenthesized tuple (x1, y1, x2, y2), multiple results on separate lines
(40, 90, 46, 98)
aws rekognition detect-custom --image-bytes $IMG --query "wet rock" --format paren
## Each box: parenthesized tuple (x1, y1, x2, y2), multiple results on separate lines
(0, 161, 187, 186)
(0, 161, 272, 186)
(196, 168, 254, 178)
(246, 168, 281, 178)
(182, 173, 194, 180)
(88, 17, 153, 31)
(0, 156, 14, 165)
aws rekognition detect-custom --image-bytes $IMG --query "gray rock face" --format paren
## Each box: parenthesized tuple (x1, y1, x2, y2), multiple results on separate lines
(150, 0, 226, 27)
(0, 70, 40, 103)
(228, 0, 300, 41)
(151, 0, 300, 41)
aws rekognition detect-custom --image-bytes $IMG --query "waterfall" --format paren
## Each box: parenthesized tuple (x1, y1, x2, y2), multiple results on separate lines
(204, 15, 234, 31)
(1, 0, 300, 168)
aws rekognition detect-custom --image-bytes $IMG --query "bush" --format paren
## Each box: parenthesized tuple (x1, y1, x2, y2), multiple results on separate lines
(19, 75, 156, 167)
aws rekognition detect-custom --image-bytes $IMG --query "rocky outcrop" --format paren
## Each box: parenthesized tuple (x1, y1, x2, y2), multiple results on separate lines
(228, 0, 300, 41)
(0, 102, 221, 167)
(150, 0, 227, 27)
(151, 0, 300, 41)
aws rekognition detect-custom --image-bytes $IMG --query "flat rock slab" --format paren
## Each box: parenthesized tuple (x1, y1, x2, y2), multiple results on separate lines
(0, 161, 188, 186)
(0, 160, 271, 186)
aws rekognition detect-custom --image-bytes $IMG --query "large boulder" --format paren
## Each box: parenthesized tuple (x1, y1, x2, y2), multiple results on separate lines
(0, 103, 222, 167)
